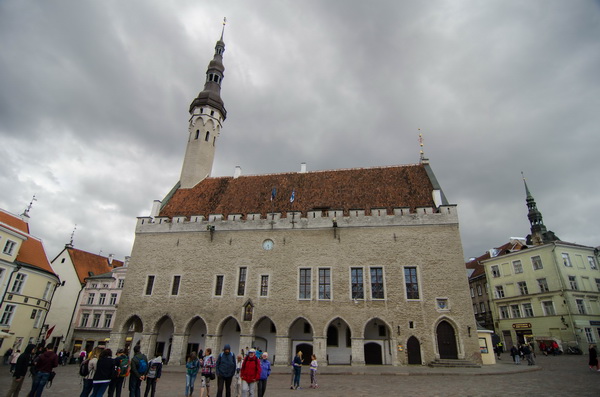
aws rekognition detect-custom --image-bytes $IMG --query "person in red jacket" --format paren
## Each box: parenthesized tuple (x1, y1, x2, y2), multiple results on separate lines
(240, 349, 261, 397)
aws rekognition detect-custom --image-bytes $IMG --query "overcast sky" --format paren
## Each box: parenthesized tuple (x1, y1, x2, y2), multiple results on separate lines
(1, 0, 598, 263)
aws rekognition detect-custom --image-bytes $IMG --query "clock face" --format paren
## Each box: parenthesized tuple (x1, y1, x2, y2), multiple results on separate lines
(262, 239, 274, 251)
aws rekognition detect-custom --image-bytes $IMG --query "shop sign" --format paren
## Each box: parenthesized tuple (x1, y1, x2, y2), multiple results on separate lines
(512, 323, 532, 329)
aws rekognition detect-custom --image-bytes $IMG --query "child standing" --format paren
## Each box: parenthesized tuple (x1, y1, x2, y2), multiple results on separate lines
(309, 354, 318, 389)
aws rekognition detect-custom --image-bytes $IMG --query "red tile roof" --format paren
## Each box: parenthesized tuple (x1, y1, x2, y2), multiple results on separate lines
(466, 240, 527, 280)
(67, 248, 124, 285)
(160, 164, 436, 219)
(0, 209, 54, 275)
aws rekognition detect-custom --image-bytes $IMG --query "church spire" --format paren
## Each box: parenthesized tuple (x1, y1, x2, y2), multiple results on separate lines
(180, 19, 228, 188)
(522, 172, 559, 245)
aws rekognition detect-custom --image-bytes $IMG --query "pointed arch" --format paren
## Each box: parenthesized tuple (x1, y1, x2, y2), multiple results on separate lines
(120, 315, 143, 334)
(218, 316, 241, 356)
(406, 336, 422, 365)
(363, 317, 392, 365)
(435, 318, 459, 359)
(253, 316, 277, 357)
(324, 317, 352, 364)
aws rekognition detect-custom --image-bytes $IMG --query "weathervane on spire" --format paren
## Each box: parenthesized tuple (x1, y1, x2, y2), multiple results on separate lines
(21, 194, 37, 218)
(418, 129, 425, 162)
(221, 17, 227, 40)
(68, 224, 77, 247)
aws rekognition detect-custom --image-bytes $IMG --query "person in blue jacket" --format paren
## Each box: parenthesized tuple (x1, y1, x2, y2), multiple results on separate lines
(216, 344, 237, 397)
(257, 352, 271, 397)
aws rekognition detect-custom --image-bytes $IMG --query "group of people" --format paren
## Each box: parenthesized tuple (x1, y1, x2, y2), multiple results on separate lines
(6, 342, 59, 397)
(290, 351, 319, 390)
(509, 343, 536, 366)
(185, 344, 272, 397)
(538, 340, 561, 356)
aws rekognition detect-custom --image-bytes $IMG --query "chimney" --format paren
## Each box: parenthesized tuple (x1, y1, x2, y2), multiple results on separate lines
(300, 162, 307, 173)
(108, 254, 114, 266)
(234, 166, 242, 179)
(124, 256, 131, 267)
(150, 200, 161, 217)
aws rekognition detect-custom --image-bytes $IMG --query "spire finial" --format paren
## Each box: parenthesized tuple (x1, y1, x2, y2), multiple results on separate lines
(521, 171, 532, 198)
(418, 129, 425, 162)
(21, 194, 37, 218)
(221, 17, 227, 41)
(68, 224, 77, 247)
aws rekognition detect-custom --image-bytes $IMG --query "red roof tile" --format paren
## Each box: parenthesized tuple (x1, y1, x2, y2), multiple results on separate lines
(67, 248, 124, 285)
(0, 209, 54, 275)
(160, 164, 436, 218)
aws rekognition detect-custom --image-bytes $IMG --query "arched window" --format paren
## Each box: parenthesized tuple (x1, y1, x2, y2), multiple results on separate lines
(195, 130, 200, 140)
(205, 131, 210, 142)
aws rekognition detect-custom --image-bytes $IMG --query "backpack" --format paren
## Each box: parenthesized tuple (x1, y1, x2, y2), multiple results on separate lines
(79, 359, 90, 377)
(136, 357, 148, 374)
(116, 356, 129, 377)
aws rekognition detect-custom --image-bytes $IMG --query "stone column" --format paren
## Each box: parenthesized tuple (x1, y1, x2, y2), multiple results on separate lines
(274, 335, 290, 365)
(239, 334, 254, 353)
(204, 334, 219, 353)
(108, 332, 126, 353)
(312, 336, 327, 367)
(351, 337, 364, 365)
(142, 333, 157, 358)
(170, 333, 186, 365)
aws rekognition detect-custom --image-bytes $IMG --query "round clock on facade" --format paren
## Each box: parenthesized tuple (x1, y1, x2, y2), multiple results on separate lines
(262, 239, 274, 250)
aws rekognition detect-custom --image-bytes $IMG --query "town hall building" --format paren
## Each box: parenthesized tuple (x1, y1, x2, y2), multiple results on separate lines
(110, 26, 481, 367)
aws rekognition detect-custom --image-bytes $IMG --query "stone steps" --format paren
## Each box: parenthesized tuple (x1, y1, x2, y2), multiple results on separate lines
(428, 359, 481, 368)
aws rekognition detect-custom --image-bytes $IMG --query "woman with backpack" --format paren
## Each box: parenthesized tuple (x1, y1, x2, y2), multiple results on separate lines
(185, 351, 201, 397)
(91, 348, 115, 396)
(143, 355, 162, 397)
(108, 349, 129, 397)
(80, 347, 102, 397)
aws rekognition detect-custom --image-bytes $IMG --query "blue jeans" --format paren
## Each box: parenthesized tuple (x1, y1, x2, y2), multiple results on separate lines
(293, 367, 301, 388)
(29, 371, 51, 397)
(91, 382, 110, 397)
(81, 378, 94, 397)
(129, 376, 142, 397)
(185, 374, 197, 396)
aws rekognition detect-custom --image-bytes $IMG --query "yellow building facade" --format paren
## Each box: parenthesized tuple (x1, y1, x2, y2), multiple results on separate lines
(0, 208, 59, 354)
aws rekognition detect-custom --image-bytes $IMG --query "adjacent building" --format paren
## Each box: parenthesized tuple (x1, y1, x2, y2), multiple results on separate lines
(0, 208, 59, 355)
(45, 246, 124, 355)
(110, 28, 482, 367)
(473, 179, 600, 352)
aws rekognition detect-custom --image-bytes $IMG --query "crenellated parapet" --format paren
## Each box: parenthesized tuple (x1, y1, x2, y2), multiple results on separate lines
(136, 204, 459, 234)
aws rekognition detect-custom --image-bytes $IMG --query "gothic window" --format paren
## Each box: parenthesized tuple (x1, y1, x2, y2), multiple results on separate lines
(370, 267, 384, 299)
(244, 302, 253, 321)
(205, 131, 210, 142)
(404, 267, 419, 300)
(215, 275, 224, 296)
(145, 275, 155, 296)
(237, 267, 247, 296)
(195, 130, 200, 140)
(171, 275, 181, 296)
(350, 268, 364, 300)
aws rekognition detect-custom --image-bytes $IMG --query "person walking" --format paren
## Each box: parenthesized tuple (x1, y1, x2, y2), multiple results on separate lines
(257, 352, 271, 397)
(292, 351, 303, 390)
(309, 354, 318, 389)
(129, 345, 149, 397)
(28, 343, 59, 397)
(522, 344, 535, 366)
(108, 349, 129, 397)
(9, 350, 20, 373)
(91, 349, 115, 397)
(510, 345, 520, 365)
(185, 352, 201, 397)
(200, 348, 215, 397)
(216, 344, 236, 397)
(589, 344, 599, 371)
(81, 347, 102, 397)
(5, 344, 36, 397)
(233, 355, 243, 397)
(143, 356, 162, 397)
(240, 349, 261, 397)
(4, 347, 13, 366)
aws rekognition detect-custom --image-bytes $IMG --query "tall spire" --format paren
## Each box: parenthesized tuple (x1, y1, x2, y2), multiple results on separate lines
(522, 172, 559, 245)
(180, 20, 229, 188)
(188, 17, 227, 119)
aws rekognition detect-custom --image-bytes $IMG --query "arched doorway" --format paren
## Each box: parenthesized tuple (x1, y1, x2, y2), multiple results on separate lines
(185, 317, 207, 359)
(325, 318, 351, 364)
(122, 315, 143, 353)
(220, 317, 241, 356)
(253, 317, 277, 360)
(406, 336, 422, 365)
(364, 342, 382, 364)
(289, 318, 313, 365)
(363, 318, 391, 365)
(154, 316, 174, 363)
(436, 320, 458, 359)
